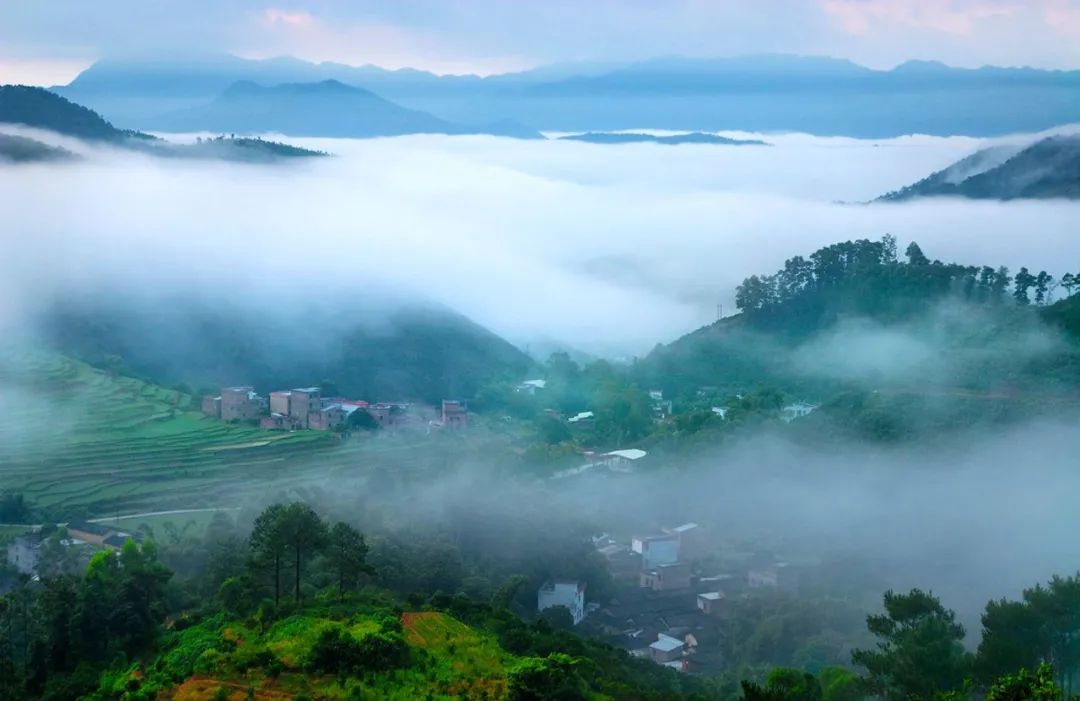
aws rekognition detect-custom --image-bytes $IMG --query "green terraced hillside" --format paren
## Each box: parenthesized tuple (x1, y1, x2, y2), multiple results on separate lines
(0, 346, 334, 518)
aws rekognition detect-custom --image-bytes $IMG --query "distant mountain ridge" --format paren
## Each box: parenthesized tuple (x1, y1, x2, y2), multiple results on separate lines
(57, 53, 1080, 137)
(154, 79, 542, 139)
(881, 135, 1080, 200)
(559, 131, 767, 146)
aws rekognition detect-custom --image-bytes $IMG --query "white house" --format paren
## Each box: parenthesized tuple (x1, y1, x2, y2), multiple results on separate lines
(598, 448, 647, 469)
(537, 580, 587, 625)
(568, 411, 595, 424)
(631, 533, 679, 569)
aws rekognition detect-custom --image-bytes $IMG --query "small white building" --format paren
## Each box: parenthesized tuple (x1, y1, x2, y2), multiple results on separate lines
(567, 411, 595, 424)
(598, 448, 647, 469)
(537, 580, 586, 625)
(516, 379, 548, 395)
(781, 402, 817, 422)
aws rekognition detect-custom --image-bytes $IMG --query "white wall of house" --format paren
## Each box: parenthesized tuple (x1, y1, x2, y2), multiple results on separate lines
(538, 581, 586, 624)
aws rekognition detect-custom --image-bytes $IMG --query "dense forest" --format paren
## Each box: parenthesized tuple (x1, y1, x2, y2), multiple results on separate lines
(633, 237, 1080, 433)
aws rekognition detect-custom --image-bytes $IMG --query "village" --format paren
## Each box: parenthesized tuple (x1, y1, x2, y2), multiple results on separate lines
(3, 377, 824, 677)
(537, 518, 819, 675)
(7, 511, 817, 676)
(200, 385, 469, 432)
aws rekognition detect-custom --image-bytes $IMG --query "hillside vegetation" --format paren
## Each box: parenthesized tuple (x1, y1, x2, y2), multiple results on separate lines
(4, 498, 1079, 701)
(0, 85, 137, 141)
(881, 135, 1080, 201)
(44, 301, 534, 405)
(634, 237, 1080, 440)
(0, 85, 327, 162)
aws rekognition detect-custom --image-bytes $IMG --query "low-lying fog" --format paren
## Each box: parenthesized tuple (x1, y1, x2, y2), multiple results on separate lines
(4, 124, 1080, 639)
(3, 126, 1080, 355)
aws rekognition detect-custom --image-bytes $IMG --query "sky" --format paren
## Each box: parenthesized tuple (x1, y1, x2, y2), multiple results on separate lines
(2, 0, 1080, 85)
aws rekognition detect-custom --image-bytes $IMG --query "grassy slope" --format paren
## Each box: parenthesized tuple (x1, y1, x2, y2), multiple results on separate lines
(0, 345, 532, 519)
(0, 347, 332, 517)
(124, 611, 514, 701)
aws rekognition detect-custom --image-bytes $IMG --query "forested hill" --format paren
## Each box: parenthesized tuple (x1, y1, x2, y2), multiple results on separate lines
(880, 135, 1080, 201)
(0, 85, 328, 162)
(636, 237, 1080, 404)
(0, 85, 143, 141)
(42, 298, 534, 404)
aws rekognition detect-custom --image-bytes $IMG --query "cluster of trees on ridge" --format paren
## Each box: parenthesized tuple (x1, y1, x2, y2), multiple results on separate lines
(734, 235, 1075, 321)
(4, 500, 1080, 700)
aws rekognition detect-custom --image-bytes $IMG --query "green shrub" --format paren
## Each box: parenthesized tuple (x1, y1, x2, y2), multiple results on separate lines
(306, 628, 410, 676)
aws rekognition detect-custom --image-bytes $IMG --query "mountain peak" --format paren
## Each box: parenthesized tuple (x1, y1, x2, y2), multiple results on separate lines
(220, 78, 373, 99)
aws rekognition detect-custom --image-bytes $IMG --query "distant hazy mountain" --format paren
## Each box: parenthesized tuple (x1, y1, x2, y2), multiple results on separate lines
(58, 53, 1080, 137)
(0, 132, 76, 163)
(881, 135, 1080, 200)
(559, 131, 767, 145)
(152, 79, 542, 139)
(56, 54, 609, 125)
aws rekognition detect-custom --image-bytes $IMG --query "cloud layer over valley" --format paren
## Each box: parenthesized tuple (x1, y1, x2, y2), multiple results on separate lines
(3, 127, 1080, 355)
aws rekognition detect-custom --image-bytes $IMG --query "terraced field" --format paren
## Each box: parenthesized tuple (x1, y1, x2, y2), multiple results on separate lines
(0, 347, 335, 517)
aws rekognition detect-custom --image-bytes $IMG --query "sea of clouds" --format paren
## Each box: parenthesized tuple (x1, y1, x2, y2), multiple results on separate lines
(3, 126, 1079, 355)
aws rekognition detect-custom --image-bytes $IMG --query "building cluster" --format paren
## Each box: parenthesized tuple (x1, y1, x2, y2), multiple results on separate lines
(5, 522, 143, 579)
(569, 521, 818, 674)
(201, 385, 468, 432)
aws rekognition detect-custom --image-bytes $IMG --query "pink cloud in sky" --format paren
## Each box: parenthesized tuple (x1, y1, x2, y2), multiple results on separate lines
(1045, 0, 1080, 37)
(246, 7, 531, 75)
(821, 0, 1020, 36)
(261, 9, 316, 28)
